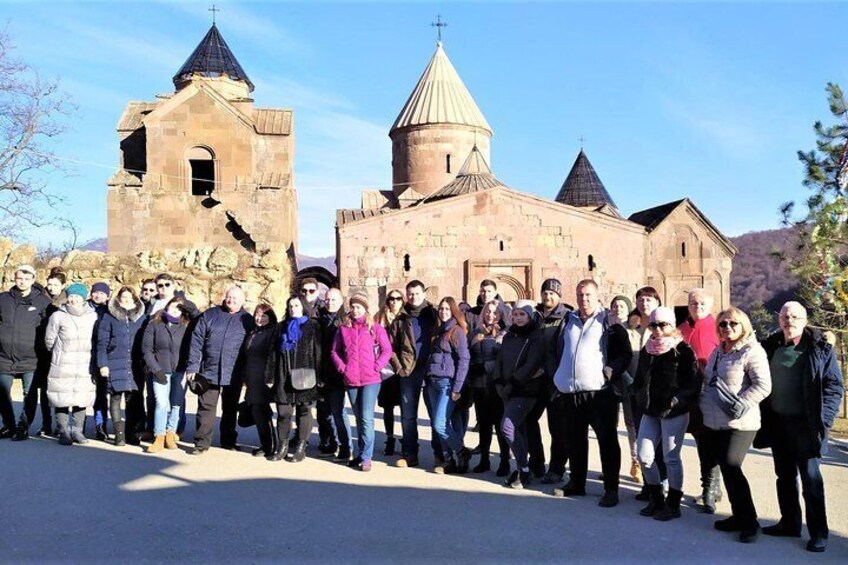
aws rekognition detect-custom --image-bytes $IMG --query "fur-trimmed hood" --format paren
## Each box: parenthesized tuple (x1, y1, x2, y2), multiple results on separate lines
(107, 294, 145, 323)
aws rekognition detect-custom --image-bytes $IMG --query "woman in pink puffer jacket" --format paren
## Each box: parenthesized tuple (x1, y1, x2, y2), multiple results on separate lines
(331, 293, 392, 471)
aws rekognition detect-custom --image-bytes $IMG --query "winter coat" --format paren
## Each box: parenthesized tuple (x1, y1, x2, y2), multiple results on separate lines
(548, 309, 633, 394)
(141, 317, 189, 377)
(388, 310, 417, 377)
(0, 285, 52, 373)
(186, 305, 254, 386)
(44, 303, 98, 408)
(331, 317, 393, 388)
(632, 340, 701, 419)
(265, 318, 322, 405)
(679, 316, 720, 372)
(755, 328, 845, 457)
(96, 297, 146, 393)
(318, 307, 346, 387)
(467, 325, 505, 389)
(464, 296, 512, 332)
(425, 319, 471, 393)
(240, 325, 276, 405)
(700, 334, 772, 431)
(493, 321, 545, 398)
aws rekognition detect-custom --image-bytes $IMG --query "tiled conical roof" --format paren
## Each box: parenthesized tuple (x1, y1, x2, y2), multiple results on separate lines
(555, 150, 617, 208)
(173, 24, 254, 92)
(426, 146, 504, 202)
(391, 42, 491, 133)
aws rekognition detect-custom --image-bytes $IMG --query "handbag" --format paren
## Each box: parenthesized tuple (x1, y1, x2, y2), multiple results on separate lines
(708, 355, 749, 420)
(290, 368, 317, 391)
(237, 401, 255, 428)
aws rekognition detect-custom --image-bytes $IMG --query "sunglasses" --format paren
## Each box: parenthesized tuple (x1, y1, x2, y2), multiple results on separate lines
(718, 321, 740, 329)
(388, 296, 403, 302)
(142, 288, 156, 293)
(648, 322, 672, 330)
(157, 282, 172, 289)
(301, 288, 318, 295)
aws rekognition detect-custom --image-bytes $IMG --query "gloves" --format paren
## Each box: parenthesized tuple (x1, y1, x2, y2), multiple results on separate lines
(154, 371, 167, 385)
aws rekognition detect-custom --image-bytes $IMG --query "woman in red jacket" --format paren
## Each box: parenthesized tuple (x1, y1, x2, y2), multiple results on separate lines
(331, 293, 393, 471)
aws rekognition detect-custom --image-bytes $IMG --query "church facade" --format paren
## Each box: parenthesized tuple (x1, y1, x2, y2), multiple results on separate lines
(336, 41, 736, 308)
(107, 24, 297, 256)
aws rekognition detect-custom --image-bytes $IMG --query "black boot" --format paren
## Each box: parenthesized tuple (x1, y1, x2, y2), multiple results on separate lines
(473, 453, 491, 473)
(269, 430, 288, 461)
(383, 437, 396, 456)
(286, 440, 307, 463)
(702, 466, 721, 513)
(114, 421, 126, 447)
(635, 484, 651, 501)
(496, 457, 511, 477)
(454, 447, 471, 474)
(655, 488, 682, 521)
(639, 484, 666, 517)
(95, 423, 108, 442)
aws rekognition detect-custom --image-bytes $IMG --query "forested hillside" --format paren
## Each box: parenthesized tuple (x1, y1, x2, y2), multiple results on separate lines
(729, 227, 801, 313)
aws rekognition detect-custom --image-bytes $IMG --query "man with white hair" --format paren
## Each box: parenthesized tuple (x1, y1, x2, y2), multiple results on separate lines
(678, 288, 723, 513)
(757, 301, 844, 553)
(186, 286, 254, 454)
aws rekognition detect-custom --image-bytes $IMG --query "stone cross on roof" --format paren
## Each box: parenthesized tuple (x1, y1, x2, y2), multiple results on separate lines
(209, 4, 220, 25)
(432, 15, 448, 42)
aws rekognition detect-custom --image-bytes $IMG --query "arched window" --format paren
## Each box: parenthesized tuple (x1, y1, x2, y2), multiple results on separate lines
(499, 240, 504, 252)
(588, 254, 595, 271)
(446, 154, 451, 174)
(187, 146, 215, 196)
(681, 242, 687, 257)
(403, 254, 411, 272)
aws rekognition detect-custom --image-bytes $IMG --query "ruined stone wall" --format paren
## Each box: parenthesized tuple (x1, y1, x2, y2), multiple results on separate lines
(0, 238, 295, 312)
(390, 124, 491, 198)
(337, 187, 647, 308)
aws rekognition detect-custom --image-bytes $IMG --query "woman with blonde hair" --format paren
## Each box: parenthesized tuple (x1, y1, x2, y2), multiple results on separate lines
(331, 293, 393, 471)
(701, 306, 772, 543)
(375, 289, 405, 456)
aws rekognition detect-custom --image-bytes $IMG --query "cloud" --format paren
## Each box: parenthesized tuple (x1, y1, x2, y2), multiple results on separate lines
(658, 94, 761, 156)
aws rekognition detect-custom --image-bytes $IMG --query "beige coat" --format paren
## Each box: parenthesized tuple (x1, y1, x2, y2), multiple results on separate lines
(700, 334, 771, 431)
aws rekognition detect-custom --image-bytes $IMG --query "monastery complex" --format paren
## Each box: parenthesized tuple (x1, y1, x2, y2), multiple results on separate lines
(105, 23, 736, 309)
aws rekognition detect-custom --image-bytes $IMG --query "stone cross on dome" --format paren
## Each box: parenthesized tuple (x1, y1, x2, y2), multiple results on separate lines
(209, 4, 220, 25)
(431, 14, 448, 43)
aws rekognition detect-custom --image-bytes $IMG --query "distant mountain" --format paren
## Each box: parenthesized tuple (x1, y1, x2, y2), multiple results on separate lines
(297, 254, 336, 275)
(729, 226, 801, 313)
(81, 238, 107, 252)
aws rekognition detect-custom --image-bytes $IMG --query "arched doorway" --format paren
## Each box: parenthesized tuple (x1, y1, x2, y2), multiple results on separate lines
(187, 146, 215, 196)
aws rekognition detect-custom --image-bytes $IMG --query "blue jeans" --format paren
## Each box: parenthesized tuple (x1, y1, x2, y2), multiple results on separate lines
(0, 372, 34, 428)
(347, 383, 380, 462)
(426, 377, 464, 455)
(399, 371, 424, 457)
(323, 384, 351, 450)
(152, 372, 186, 436)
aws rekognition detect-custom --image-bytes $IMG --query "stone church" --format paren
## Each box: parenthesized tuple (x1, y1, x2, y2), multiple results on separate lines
(107, 23, 297, 256)
(336, 41, 736, 308)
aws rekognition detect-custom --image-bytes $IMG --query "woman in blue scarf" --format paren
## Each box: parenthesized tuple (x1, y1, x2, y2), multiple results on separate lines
(264, 295, 322, 462)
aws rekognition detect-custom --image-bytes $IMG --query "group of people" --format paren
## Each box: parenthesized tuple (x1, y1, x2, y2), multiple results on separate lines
(0, 266, 843, 553)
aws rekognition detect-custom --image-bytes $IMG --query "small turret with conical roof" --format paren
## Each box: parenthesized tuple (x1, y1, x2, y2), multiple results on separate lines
(555, 150, 618, 210)
(173, 23, 254, 99)
(390, 41, 492, 199)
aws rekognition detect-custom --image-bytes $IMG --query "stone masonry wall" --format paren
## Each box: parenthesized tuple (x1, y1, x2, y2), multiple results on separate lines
(0, 238, 295, 312)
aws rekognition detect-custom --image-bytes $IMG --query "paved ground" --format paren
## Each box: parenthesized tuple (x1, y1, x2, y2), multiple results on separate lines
(1, 381, 847, 564)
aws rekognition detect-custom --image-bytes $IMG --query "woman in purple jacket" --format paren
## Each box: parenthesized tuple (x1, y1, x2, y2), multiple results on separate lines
(331, 293, 393, 472)
(424, 297, 472, 474)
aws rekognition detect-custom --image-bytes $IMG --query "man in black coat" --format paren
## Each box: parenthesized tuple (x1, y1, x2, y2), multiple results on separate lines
(316, 288, 351, 459)
(0, 265, 52, 440)
(186, 286, 254, 454)
(757, 301, 844, 553)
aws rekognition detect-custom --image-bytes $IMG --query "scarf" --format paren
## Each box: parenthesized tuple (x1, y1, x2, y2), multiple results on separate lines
(163, 311, 182, 324)
(281, 316, 309, 352)
(66, 303, 88, 317)
(646, 335, 681, 356)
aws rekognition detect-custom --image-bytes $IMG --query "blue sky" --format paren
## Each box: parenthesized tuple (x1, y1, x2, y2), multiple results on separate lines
(3, 0, 846, 256)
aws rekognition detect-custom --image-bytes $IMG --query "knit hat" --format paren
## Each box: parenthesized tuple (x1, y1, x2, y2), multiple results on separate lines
(91, 282, 111, 296)
(349, 293, 369, 311)
(541, 278, 562, 297)
(649, 306, 676, 326)
(611, 295, 633, 312)
(513, 299, 536, 318)
(66, 283, 88, 300)
(16, 264, 36, 277)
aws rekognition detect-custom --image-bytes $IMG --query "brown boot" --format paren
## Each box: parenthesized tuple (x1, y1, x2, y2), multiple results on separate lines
(147, 435, 165, 453)
(164, 431, 178, 450)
